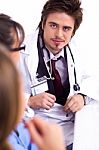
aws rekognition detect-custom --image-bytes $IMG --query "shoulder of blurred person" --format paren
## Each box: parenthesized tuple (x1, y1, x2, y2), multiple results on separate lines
(8, 122, 38, 150)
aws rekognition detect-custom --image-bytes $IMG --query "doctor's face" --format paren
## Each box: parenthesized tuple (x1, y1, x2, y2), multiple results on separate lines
(42, 12, 75, 55)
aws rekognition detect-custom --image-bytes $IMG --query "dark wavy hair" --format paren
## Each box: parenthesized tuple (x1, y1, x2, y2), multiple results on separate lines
(38, 0, 83, 36)
(0, 14, 25, 50)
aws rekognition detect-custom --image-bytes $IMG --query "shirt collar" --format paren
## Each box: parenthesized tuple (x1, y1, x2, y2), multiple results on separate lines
(50, 49, 64, 60)
(43, 48, 64, 63)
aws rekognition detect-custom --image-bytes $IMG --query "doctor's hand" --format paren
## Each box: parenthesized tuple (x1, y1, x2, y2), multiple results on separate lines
(26, 117, 65, 150)
(28, 92, 56, 110)
(64, 94, 84, 113)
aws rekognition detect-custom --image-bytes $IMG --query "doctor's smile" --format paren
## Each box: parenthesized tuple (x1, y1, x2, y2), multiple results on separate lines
(51, 38, 65, 48)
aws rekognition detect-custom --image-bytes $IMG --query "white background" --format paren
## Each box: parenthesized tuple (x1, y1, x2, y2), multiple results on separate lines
(0, 0, 99, 69)
(0, 0, 47, 35)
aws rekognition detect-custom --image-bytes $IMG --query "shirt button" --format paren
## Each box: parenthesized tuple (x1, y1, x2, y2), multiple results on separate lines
(71, 64, 73, 67)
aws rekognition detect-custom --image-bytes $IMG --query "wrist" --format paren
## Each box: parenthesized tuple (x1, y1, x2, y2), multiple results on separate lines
(28, 96, 35, 108)
(78, 93, 87, 105)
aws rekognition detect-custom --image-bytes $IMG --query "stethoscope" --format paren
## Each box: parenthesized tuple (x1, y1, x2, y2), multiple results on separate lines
(37, 33, 80, 92)
(67, 44, 80, 91)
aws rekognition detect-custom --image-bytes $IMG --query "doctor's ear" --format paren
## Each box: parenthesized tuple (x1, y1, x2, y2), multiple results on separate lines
(42, 22, 44, 30)
(41, 20, 46, 30)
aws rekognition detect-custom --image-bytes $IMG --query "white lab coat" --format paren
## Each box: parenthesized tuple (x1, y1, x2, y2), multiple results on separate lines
(20, 29, 99, 146)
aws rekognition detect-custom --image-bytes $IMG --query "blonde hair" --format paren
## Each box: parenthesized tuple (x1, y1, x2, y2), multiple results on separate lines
(0, 46, 22, 150)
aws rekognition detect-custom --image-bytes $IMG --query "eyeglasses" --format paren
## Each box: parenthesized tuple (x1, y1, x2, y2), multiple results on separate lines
(11, 44, 26, 52)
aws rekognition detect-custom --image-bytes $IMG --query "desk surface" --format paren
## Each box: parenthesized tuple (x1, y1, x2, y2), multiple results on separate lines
(73, 103, 99, 150)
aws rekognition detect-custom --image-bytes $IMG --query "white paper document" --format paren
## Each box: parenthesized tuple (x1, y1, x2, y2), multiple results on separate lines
(73, 102, 99, 150)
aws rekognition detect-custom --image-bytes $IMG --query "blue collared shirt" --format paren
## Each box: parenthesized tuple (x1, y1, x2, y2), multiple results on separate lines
(8, 122, 38, 150)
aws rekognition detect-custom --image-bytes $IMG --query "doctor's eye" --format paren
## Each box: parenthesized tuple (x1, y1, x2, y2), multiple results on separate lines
(63, 26, 72, 32)
(49, 23, 57, 29)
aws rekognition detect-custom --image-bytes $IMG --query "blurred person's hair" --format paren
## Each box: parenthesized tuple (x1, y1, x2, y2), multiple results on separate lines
(0, 45, 21, 150)
(0, 13, 25, 50)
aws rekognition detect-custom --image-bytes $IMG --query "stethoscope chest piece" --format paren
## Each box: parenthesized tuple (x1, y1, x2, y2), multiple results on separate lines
(73, 83, 80, 91)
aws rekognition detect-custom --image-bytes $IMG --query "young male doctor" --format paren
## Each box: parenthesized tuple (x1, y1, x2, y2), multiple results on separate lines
(20, 0, 99, 149)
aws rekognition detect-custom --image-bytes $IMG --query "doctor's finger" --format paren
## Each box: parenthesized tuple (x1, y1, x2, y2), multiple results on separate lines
(46, 92, 56, 101)
(45, 100, 54, 107)
(66, 97, 75, 108)
(69, 103, 79, 113)
(42, 102, 52, 110)
(64, 98, 74, 111)
(47, 97, 56, 104)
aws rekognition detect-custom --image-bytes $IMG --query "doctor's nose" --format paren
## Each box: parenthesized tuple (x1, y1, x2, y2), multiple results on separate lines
(55, 29, 63, 38)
